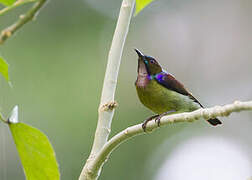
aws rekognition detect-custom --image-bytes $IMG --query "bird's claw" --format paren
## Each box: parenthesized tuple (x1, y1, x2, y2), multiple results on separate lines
(142, 114, 159, 132)
(155, 116, 162, 127)
(154, 110, 176, 128)
(142, 111, 176, 131)
(142, 122, 147, 132)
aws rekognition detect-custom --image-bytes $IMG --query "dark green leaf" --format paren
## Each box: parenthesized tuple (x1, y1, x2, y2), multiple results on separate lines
(135, 0, 155, 16)
(0, 0, 16, 6)
(9, 123, 60, 180)
(0, 56, 9, 82)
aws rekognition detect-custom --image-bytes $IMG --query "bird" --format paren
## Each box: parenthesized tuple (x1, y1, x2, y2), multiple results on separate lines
(134, 49, 222, 131)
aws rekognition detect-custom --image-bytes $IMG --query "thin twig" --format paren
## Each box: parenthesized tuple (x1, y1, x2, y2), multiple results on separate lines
(0, 0, 46, 45)
(0, 112, 7, 123)
(85, 100, 252, 178)
(78, 0, 135, 180)
(0, 0, 36, 16)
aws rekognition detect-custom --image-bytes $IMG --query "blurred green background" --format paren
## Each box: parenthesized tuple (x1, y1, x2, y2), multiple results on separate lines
(0, 0, 252, 179)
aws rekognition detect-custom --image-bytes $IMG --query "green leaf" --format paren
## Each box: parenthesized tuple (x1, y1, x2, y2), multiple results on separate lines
(9, 123, 60, 180)
(135, 0, 155, 16)
(0, 56, 9, 82)
(0, 0, 16, 6)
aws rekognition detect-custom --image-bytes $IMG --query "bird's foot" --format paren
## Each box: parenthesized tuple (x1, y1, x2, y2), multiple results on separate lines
(154, 116, 162, 127)
(142, 114, 159, 132)
(154, 110, 176, 127)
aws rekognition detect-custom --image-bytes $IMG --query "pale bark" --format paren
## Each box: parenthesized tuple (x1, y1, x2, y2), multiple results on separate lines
(83, 100, 252, 179)
(78, 0, 135, 179)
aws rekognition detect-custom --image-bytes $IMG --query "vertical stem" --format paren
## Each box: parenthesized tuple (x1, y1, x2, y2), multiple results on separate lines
(79, 0, 135, 179)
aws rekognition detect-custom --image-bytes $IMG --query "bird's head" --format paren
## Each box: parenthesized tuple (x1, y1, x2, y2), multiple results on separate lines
(135, 49, 162, 76)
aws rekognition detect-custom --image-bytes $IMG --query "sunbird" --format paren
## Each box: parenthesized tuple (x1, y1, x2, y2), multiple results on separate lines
(134, 49, 222, 131)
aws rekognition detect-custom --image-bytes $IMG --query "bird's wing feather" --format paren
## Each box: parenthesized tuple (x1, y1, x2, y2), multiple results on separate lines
(154, 72, 204, 108)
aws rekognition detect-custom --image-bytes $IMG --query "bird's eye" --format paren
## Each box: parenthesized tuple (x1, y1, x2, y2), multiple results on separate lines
(150, 60, 155, 64)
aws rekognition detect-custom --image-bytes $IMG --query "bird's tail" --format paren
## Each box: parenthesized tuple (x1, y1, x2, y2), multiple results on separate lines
(207, 118, 222, 126)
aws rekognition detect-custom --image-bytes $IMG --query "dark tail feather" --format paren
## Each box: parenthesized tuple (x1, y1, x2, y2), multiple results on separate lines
(207, 118, 222, 126)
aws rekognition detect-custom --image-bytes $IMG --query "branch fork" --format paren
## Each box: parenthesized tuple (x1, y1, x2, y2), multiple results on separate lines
(83, 100, 252, 180)
(78, 0, 252, 179)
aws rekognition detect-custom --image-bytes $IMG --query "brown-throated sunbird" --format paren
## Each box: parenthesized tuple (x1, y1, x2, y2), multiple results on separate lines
(134, 49, 222, 131)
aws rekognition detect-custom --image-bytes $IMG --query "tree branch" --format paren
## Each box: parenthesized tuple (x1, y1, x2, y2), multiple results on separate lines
(84, 100, 252, 178)
(0, 0, 36, 16)
(0, 0, 46, 45)
(78, 0, 135, 180)
(0, 112, 7, 123)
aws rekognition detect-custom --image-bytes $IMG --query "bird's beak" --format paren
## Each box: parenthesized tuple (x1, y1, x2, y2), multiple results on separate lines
(135, 48, 148, 75)
(134, 48, 144, 59)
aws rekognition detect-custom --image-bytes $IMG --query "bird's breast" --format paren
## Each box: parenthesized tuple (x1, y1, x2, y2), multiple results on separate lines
(135, 74, 150, 88)
(135, 79, 200, 114)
